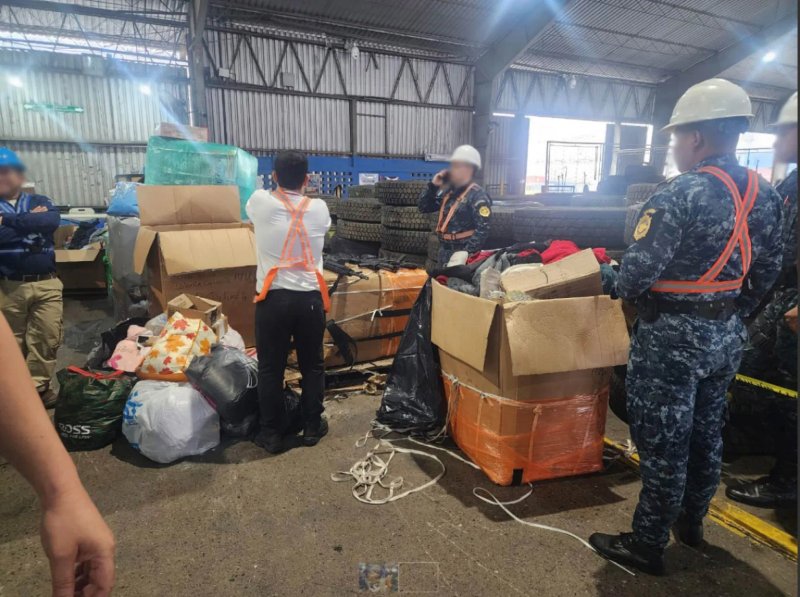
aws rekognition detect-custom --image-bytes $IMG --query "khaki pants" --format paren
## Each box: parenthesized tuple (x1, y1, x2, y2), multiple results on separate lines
(0, 277, 63, 391)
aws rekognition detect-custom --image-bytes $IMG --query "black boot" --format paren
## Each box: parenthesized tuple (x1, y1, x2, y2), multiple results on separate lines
(589, 532, 665, 576)
(254, 429, 284, 454)
(303, 418, 329, 447)
(674, 514, 703, 547)
(726, 477, 797, 508)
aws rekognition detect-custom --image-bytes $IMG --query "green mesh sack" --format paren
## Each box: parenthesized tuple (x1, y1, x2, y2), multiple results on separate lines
(54, 367, 135, 451)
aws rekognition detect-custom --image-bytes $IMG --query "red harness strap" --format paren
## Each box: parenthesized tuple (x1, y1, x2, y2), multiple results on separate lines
(651, 166, 759, 294)
(253, 188, 331, 312)
(436, 183, 477, 240)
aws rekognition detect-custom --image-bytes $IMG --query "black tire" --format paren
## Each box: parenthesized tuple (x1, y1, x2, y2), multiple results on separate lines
(624, 203, 644, 245)
(375, 181, 428, 206)
(318, 195, 339, 217)
(381, 228, 429, 254)
(488, 206, 515, 242)
(608, 365, 628, 424)
(337, 219, 382, 243)
(527, 192, 574, 207)
(511, 206, 627, 248)
(348, 185, 374, 199)
(427, 233, 440, 260)
(626, 183, 658, 206)
(570, 194, 625, 208)
(336, 198, 381, 223)
(381, 206, 435, 231)
(378, 249, 427, 267)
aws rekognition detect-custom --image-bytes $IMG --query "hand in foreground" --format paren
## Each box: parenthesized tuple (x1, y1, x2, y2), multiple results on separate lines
(785, 306, 798, 334)
(31, 205, 49, 213)
(41, 487, 116, 597)
(432, 169, 449, 187)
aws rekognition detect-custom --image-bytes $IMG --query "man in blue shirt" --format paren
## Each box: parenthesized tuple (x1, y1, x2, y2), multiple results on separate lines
(0, 148, 62, 407)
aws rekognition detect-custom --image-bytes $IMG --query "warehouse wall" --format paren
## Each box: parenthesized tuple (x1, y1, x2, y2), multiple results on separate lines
(203, 29, 473, 156)
(0, 50, 188, 206)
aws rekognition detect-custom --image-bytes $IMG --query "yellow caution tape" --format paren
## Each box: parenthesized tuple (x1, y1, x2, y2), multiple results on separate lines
(604, 437, 798, 561)
(734, 374, 797, 399)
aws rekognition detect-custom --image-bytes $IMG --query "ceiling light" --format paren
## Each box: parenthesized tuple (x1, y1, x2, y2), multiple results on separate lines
(569, 75, 577, 89)
(139, 84, 152, 96)
(350, 42, 360, 60)
(7, 75, 23, 88)
(762, 51, 777, 63)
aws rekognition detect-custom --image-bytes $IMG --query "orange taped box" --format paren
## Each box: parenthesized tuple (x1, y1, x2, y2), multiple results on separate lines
(322, 267, 427, 367)
(432, 250, 630, 485)
(133, 185, 258, 346)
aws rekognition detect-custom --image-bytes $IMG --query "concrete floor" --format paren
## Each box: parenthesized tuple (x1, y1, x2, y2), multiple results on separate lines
(0, 297, 797, 596)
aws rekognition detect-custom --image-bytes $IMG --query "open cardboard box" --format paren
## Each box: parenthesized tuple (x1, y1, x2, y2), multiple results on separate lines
(167, 293, 222, 328)
(133, 185, 258, 345)
(54, 225, 106, 291)
(431, 277, 629, 400)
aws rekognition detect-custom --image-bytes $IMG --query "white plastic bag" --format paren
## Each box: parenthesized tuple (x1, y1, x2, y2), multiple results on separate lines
(122, 381, 219, 464)
(220, 326, 246, 351)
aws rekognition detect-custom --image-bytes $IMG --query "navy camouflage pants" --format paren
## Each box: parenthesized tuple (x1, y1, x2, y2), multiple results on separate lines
(626, 313, 746, 549)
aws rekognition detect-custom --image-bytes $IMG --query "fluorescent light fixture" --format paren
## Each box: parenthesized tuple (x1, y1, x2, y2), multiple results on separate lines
(7, 74, 23, 88)
(762, 51, 777, 63)
(138, 83, 152, 95)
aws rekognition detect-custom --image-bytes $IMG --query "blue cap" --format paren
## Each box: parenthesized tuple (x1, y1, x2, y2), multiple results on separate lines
(0, 147, 25, 172)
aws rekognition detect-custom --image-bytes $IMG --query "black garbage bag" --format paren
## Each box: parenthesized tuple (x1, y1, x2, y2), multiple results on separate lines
(220, 386, 303, 439)
(185, 345, 258, 424)
(376, 279, 443, 432)
(85, 317, 149, 369)
(54, 367, 135, 451)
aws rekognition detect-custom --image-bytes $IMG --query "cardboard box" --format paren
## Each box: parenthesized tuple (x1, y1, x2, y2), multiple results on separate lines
(167, 294, 222, 327)
(133, 185, 258, 345)
(53, 225, 106, 291)
(431, 280, 629, 398)
(431, 277, 629, 486)
(500, 249, 602, 299)
(153, 122, 209, 142)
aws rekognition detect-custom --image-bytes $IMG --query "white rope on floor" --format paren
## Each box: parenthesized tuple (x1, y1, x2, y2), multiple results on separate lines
(333, 410, 636, 575)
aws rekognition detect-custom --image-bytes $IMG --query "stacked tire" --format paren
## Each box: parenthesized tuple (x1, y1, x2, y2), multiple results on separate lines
(375, 181, 431, 266)
(334, 196, 382, 254)
(511, 206, 627, 248)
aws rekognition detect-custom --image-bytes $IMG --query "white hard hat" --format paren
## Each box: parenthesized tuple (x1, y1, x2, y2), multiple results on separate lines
(772, 91, 797, 127)
(449, 144, 481, 169)
(662, 78, 753, 132)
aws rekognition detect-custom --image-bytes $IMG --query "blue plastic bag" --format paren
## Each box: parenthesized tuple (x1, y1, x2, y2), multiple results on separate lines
(107, 182, 140, 216)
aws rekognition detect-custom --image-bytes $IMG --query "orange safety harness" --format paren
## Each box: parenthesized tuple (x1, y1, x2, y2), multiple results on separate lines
(436, 183, 478, 241)
(651, 166, 758, 295)
(253, 188, 331, 312)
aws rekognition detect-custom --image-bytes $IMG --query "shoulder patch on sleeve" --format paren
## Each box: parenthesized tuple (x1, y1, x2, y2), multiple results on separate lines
(478, 205, 491, 218)
(633, 208, 663, 242)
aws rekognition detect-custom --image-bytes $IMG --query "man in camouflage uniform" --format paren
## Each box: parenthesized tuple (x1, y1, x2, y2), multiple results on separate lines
(419, 145, 492, 267)
(728, 91, 798, 508)
(590, 79, 784, 575)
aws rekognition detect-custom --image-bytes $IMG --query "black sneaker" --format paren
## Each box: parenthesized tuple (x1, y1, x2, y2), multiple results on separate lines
(589, 532, 665, 576)
(254, 430, 284, 454)
(303, 418, 329, 447)
(726, 477, 797, 508)
(674, 514, 703, 547)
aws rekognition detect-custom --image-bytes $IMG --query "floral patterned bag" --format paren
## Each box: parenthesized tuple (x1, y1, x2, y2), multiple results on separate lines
(136, 312, 216, 381)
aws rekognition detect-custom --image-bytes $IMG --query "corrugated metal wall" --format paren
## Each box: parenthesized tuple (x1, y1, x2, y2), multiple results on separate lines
(0, 50, 188, 206)
(203, 30, 472, 156)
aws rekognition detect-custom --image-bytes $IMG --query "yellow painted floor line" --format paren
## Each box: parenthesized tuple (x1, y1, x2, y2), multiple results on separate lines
(604, 437, 798, 561)
(734, 374, 797, 399)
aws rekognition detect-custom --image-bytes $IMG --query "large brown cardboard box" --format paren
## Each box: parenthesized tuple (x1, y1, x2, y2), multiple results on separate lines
(133, 185, 258, 345)
(153, 122, 209, 142)
(53, 225, 106, 291)
(431, 278, 629, 485)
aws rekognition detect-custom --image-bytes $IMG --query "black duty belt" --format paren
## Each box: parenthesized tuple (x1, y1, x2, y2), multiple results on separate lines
(639, 297, 736, 322)
(0, 272, 58, 282)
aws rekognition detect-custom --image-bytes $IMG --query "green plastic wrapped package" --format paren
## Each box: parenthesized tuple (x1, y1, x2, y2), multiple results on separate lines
(144, 136, 258, 219)
(54, 367, 135, 451)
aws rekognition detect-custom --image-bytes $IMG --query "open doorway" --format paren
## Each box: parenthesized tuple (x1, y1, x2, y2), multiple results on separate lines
(526, 117, 609, 194)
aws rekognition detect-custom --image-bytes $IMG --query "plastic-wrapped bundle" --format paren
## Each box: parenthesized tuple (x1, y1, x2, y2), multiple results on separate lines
(144, 136, 258, 219)
(442, 373, 608, 486)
